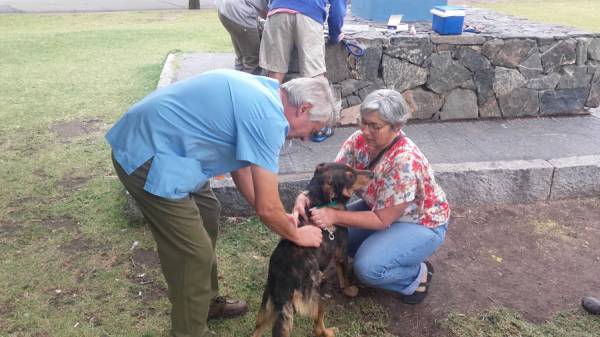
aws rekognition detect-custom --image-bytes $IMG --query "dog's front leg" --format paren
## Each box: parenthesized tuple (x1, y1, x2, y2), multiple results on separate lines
(313, 302, 335, 337)
(334, 249, 359, 297)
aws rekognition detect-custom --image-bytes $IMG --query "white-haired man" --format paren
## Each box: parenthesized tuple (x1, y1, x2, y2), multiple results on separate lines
(106, 69, 338, 337)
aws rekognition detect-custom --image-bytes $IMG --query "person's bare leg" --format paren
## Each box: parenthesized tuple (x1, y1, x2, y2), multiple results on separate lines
(268, 71, 286, 84)
(268, 72, 325, 84)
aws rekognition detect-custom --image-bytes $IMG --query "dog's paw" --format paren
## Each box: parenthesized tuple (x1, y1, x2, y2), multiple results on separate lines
(322, 328, 335, 337)
(343, 285, 359, 297)
(315, 327, 336, 337)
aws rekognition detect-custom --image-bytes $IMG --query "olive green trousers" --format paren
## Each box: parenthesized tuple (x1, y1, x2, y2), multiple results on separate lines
(113, 154, 220, 337)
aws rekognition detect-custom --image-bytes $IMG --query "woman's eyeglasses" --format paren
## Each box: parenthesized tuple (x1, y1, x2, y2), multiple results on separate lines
(359, 120, 389, 133)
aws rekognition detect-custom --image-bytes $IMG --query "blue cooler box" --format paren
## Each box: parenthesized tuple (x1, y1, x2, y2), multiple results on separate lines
(430, 6, 466, 35)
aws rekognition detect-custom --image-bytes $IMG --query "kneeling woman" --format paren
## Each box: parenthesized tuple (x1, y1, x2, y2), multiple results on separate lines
(295, 89, 450, 304)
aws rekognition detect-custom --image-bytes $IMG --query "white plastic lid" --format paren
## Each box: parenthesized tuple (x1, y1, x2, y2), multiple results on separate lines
(430, 8, 466, 17)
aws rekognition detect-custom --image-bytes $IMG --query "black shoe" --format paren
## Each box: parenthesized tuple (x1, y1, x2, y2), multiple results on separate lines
(401, 261, 434, 305)
(582, 296, 600, 315)
(207, 296, 248, 320)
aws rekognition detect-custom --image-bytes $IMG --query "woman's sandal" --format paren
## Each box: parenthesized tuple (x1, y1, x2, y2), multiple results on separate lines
(401, 261, 434, 305)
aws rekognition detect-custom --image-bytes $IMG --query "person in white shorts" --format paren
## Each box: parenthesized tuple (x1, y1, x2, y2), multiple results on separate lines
(259, 0, 347, 82)
(260, 0, 347, 141)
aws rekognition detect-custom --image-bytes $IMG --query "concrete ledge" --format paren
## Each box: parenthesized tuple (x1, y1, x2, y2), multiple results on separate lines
(210, 159, 562, 216)
(549, 155, 600, 199)
(434, 160, 554, 205)
(124, 156, 600, 220)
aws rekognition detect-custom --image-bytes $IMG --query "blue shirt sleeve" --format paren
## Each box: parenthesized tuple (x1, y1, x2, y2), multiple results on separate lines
(327, 0, 347, 44)
(236, 117, 288, 173)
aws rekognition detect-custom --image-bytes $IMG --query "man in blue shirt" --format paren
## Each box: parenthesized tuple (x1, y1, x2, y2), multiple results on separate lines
(106, 69, 337, 337)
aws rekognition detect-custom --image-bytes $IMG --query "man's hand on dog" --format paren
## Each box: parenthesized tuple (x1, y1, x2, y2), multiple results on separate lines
(286, 213, 299, 228)
(292, 192, 311, 222)
(293, 225, 323, 247)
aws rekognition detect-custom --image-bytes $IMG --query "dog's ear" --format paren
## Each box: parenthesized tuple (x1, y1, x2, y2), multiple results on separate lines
(340, 171, 356, 198)
(314, 163, 327, 175)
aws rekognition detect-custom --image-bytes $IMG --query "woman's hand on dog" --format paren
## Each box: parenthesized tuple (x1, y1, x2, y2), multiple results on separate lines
(309, 207, 337, 228)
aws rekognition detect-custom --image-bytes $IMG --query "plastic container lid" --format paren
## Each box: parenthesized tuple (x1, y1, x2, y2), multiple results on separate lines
(433, 5, 465, 12)
(431, 5, 466, 17)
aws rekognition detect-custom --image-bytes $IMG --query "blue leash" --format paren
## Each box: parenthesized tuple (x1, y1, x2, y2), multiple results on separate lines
(342, 39, 366, 57)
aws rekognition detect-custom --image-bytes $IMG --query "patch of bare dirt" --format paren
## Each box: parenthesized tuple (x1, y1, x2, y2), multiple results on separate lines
(0, 219, 21, 238)
(130, 305, 165, 320)
(362, 197, 600, 337)
(59, 174, 91, 191)
(131, 249, 160, 269)
(7, 143, 36, 156)
(48, 288, 79, 308)
(49, 118, 103, 141)
(128, 248, 166, 303)
(0, 301, 14, 317)
(131, 248, 161, 269)
(84, 312, 103, 327)
(41, 216, 76, 230)
(6, 197, 35, 210)
(60, 236, 107, 254)
(128, 281, 168, 304)
(31, 332, 51, 337)
(32, 168, 50, 179)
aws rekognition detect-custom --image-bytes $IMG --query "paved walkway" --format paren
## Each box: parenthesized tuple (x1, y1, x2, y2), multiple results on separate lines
(0, 0, 215, 13)
(160, 52, 600, 215)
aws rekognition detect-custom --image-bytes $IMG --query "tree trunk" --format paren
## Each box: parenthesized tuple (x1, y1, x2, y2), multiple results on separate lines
(189, 0, 200, 10)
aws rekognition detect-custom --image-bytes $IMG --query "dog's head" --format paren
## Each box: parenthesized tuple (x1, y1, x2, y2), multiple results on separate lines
(306, 162, 374, 207)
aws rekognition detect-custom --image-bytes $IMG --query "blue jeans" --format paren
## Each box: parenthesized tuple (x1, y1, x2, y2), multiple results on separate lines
(346, 200, 447, 295)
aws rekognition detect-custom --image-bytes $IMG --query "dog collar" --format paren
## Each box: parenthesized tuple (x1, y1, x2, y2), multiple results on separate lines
(314, 201, 338, 241)
(315, 201, 338, 209)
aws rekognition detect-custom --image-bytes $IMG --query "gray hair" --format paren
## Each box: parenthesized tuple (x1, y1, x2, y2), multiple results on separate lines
(360, 89, 411, 126)
(281, 77, 340, 125)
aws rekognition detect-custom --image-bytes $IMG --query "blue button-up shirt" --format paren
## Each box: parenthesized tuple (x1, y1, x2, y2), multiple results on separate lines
(106, 69, 288, 199)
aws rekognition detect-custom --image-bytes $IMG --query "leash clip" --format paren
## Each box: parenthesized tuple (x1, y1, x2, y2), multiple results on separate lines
(326, 228, 335, 241)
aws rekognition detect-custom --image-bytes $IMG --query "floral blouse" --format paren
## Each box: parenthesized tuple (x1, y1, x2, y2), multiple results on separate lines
(335, 130, 450, 228)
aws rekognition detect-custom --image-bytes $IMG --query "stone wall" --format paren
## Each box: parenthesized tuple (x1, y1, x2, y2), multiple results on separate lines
(321, 9, 600, 122)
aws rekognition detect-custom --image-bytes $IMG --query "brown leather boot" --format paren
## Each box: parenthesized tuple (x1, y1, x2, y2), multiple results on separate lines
(207, 296, 248, 320)
(582, 296, 600, 315)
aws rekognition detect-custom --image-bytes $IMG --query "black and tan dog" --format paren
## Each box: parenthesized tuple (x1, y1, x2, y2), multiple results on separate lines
(252, 163, 373, 337)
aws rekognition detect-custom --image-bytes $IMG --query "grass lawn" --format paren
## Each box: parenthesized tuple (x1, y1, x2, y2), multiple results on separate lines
(1, 6, 599, 337)
(455, 0, 600, 32)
